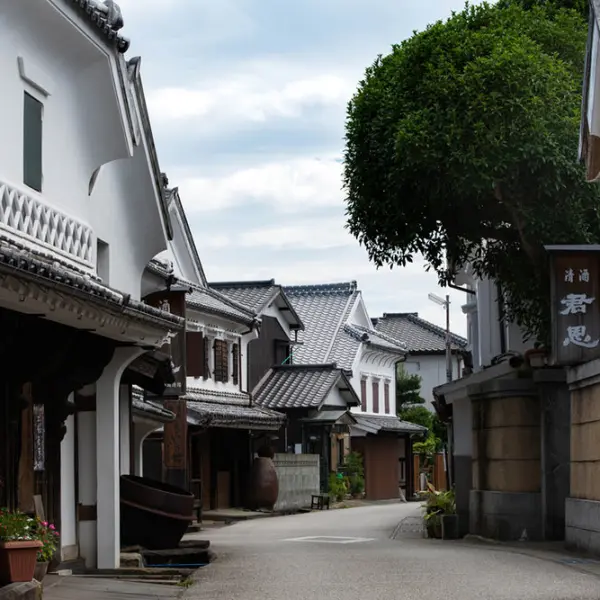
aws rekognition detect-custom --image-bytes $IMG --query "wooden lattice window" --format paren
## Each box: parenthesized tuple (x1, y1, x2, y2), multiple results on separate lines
(213, 339, 229, 383)
(372, 380, 380, 413)
(232, 343, 240, 386)
(384, 382, 390, 414)
(360, 379, 367, 412)
(203, 337, 211, 380)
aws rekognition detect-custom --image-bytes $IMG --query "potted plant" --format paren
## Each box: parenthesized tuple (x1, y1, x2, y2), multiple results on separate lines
(34, 519, 59, 582)
(0, 510, 42, 584)
(421, 483, 456, 539)
(344, 452, 365, 499)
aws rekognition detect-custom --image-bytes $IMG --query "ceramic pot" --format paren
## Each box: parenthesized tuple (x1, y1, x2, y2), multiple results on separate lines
(0, 540, 42, 584)
(34, 561, 49, 582)
(441, 514, 459, 540)
(247, 457, 279, 510)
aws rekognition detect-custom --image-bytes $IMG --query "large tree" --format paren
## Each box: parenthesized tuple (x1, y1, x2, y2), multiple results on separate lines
(344, 1, 600, 343)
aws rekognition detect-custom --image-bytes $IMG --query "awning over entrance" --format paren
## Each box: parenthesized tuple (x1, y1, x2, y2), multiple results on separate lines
(300, 409, 357, 427)
(131, 387, 175, 423)
(351, 414, 427, 436)
(0, 238, 184, 346)
(184, 388, 285, 431)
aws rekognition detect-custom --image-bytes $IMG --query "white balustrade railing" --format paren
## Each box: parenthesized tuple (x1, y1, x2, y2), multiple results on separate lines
(0, 178, 95, 270)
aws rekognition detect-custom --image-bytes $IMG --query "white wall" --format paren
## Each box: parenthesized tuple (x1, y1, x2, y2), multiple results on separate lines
(60, 412, 77, 560)
(185, 307, 253, 394)
(403, 355, 454, 410)
(349, 348, 397, 416)
(0, 2, 168, 299)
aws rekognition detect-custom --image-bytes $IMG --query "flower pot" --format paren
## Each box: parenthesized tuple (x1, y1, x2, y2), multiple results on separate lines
(34, 561, 49, 582)
(0, 541, 42, 584)
(441, 514, 459, 540)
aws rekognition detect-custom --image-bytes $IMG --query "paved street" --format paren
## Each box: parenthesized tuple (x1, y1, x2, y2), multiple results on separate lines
(185, 503, 600, 600)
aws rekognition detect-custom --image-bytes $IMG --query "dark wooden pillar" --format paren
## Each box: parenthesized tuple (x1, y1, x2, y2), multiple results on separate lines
(163, 399, 188, 489)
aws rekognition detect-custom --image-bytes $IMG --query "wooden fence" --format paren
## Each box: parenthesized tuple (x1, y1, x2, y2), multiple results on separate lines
(413, 453, 447, 492)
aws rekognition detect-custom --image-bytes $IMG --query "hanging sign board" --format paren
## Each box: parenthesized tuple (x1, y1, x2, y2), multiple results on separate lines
(547, 245, 600, 366)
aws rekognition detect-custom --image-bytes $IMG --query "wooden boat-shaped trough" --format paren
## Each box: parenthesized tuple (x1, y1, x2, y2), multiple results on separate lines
(120, 475, 195, 550)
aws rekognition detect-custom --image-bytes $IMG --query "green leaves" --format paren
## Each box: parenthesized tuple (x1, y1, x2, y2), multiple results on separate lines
(344, 0, 599, 342)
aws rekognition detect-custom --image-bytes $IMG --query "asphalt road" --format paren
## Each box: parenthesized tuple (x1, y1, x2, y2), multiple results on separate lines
(185, 503, 600, 600)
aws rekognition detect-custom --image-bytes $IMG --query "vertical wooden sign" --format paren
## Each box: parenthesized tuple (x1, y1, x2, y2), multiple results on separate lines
(548, 246, 600, 366)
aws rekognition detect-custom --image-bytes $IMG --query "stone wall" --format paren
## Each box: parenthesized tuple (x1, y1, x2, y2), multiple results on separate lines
(273, 453, 320, 512)
(469, 378, 544, 540)
(566, 359, 600, 553)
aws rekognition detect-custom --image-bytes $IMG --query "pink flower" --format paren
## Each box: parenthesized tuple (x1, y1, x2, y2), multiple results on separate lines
(42, 522, 48, 527)
(49, 524, 55, 530)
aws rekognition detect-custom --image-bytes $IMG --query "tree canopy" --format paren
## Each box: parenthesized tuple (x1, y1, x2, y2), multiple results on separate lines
(344, 1, 600, 343)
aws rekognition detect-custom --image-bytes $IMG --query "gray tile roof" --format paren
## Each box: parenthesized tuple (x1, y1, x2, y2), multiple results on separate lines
(184, 387, 285, 430)
(187, 284, 258, 327)
(131, 387, 176, 423)
(211, 280, 278, 312)
(252, 364, 359, 410)
(67, 1, 130, 52)
(373, 313, 467, 354)
(210, 280, 304, 329)
(283, 282, 406, 369)
(352, 414, 427, 435)
(0, 236, 184, 330)
(284, 282, 361, 366)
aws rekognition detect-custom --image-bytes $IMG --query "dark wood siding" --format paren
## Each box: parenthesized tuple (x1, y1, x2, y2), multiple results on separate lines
(247, 316, 290, 392)
(186, 332, 205, 379)
(360, 379, 367, 412)
(384, 382, 390, 414)
(232, 343, 239, 386)
(213, 340, 228, 383)
(372, 380, 380, 413)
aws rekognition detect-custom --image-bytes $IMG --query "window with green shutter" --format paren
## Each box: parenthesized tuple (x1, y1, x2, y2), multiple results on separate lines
(23, 93, 43, 192)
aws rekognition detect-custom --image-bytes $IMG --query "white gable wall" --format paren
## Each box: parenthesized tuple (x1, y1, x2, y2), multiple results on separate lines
(0, 1, 169, 301)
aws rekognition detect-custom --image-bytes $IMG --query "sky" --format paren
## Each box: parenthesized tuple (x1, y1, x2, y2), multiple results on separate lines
(117, 0, 473, 336)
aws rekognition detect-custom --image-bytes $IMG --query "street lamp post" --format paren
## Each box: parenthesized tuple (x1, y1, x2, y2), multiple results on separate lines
(428, 292, 452, 383)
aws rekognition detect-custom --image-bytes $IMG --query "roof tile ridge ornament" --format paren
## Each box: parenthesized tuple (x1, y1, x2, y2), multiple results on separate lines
(71, 0, 131, 52)
(284, 281, 358, 296)
(273, 362, 338, 371)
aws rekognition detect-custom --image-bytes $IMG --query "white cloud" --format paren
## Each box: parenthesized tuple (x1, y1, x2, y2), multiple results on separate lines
(146, 58, 355, 134)
(149, 74, 352, 124)
(201, 218, 355, 250)
(178, 156, 343, 213)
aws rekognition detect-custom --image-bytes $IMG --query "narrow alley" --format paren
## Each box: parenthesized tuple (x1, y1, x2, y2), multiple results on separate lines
(184, 504, 600, 600)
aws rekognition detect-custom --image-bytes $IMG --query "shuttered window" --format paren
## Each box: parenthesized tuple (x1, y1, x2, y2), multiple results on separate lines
(384, 382, 390, 414)
(203, 337, 211, 380)
(372, 380, 380, 413)
(232, 343, 240, 386)
(360, 379, 367, 412)
(213, 339, 229, 383)
(186, 332, 205, 378)
(23, 93, 43, 192)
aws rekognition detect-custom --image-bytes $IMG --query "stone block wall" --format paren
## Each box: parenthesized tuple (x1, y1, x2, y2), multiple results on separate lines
(566, 360, 600, 553)
(470, 379, 544, 540)
(273, 453, 320, 512)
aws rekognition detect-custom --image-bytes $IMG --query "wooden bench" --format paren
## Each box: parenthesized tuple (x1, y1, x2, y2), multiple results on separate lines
(311, 494, 330, 510)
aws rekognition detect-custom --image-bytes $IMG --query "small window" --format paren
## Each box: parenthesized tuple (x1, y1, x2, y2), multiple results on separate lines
(96, 239, 109, 282)
(23, 92, 43, 192)
(360, 379, 367, 412)
(372, 380, 380, 413)
(232, 343, 239, 386)
(213, 339, 229, 383)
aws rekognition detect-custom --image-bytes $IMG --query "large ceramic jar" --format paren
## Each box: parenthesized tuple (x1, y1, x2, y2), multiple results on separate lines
(247, 446, 279, 510)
